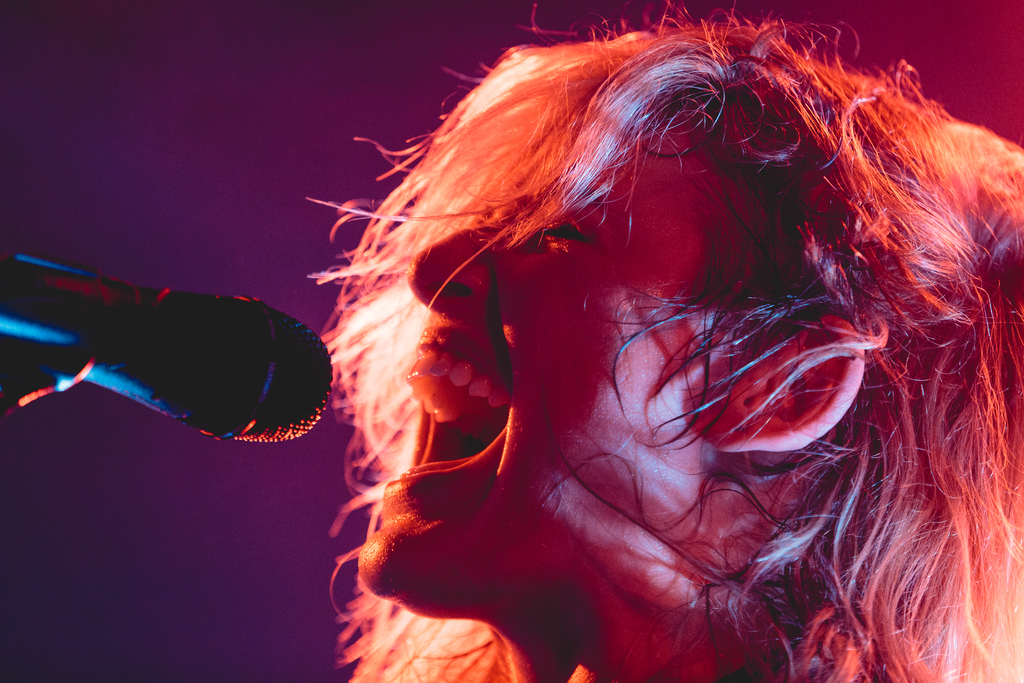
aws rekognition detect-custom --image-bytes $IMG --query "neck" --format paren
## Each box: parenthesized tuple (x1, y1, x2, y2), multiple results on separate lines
(489, 591, 747, 683)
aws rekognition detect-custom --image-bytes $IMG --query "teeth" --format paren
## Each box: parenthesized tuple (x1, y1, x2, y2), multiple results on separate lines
(467, 375, 491, 398)
(487, 386, 509, 408)
(428, 352, 455, 376)
(407, 350, 438, 380)
(406, 345, 510, 421)
(449, 361, 473, 387)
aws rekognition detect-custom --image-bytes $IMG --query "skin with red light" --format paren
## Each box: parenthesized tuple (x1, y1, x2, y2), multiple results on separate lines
(358, 152, 863, 683)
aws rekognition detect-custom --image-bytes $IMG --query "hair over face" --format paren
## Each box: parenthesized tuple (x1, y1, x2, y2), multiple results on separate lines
(324, 16, 1024, 683)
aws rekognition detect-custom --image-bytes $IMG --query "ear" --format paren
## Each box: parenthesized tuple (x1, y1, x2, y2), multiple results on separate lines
(704, 316, 865, 453)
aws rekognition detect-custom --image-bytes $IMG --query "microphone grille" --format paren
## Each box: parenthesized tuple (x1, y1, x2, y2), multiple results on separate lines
(234, 306, 332, 443)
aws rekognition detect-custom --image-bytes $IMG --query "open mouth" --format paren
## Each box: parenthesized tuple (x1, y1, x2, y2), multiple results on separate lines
(407, 345, 511, 467)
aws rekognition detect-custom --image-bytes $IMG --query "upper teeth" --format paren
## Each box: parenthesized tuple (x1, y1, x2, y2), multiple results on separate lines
(407, 345, 510, 416)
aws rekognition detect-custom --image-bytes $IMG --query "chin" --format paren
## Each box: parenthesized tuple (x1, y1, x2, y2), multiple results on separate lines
(357, 521, 506, 620)
(357, 527, 448, 615)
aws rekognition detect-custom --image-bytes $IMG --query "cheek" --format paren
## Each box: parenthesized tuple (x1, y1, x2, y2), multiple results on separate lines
(499, 270, 624, 432)
(494, 256, 758, 603)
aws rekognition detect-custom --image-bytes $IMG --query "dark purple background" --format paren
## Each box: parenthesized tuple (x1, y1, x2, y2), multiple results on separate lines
(1, 1, 1020, 681)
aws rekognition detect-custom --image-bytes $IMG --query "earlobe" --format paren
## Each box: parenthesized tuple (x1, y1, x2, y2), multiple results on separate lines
(704, 316, 865, 453)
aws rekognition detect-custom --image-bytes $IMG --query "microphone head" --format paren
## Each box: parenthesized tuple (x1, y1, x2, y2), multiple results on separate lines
(0, 253, 332, 441)
(227, 305, 332, 442)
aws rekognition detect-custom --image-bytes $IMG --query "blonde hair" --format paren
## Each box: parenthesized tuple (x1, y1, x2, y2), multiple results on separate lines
(323, 16, 1024, 683)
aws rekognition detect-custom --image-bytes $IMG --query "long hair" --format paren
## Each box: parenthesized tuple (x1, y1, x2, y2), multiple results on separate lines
(323, 16, 1024, 683)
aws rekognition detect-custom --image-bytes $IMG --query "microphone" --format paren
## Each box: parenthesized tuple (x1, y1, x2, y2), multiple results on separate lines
(0, 253, 332, 442)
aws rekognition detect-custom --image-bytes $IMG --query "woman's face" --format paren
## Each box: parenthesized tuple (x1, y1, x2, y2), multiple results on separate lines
(359, 152, 764, 663)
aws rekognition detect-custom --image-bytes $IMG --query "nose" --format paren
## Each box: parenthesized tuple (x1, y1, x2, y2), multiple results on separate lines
(407, 231, 492, 311)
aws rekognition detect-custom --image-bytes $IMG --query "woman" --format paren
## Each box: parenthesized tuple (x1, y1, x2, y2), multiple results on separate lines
(324, 16, 1024, 683)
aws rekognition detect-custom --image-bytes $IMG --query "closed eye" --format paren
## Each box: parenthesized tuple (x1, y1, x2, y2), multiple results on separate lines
(540, 222, 587, 242)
